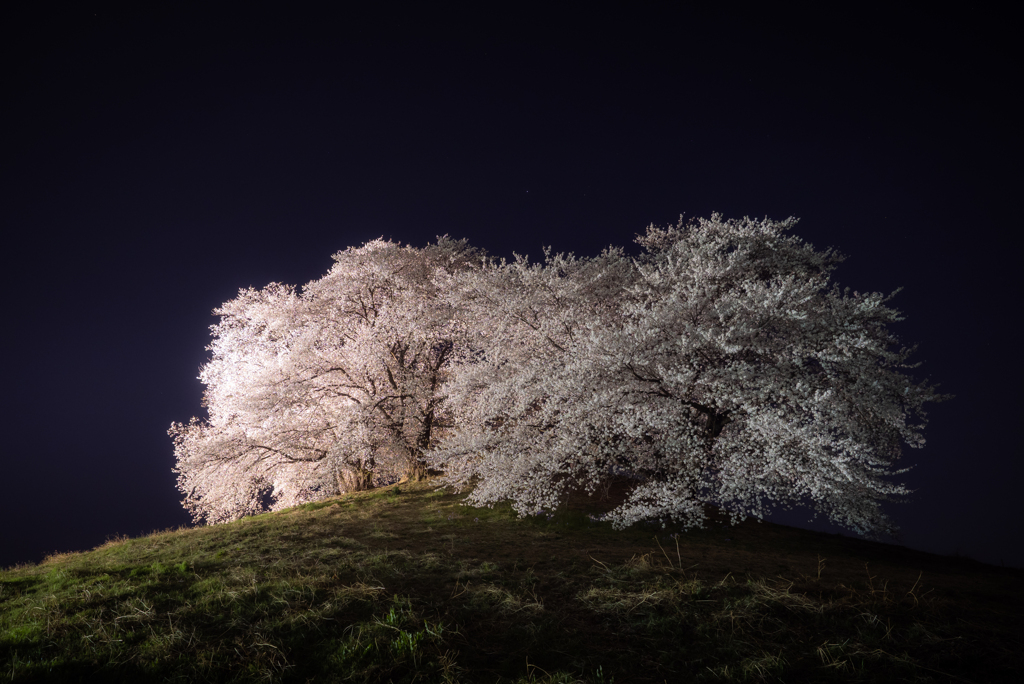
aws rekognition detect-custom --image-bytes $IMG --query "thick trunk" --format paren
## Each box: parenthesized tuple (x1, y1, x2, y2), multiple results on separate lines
(337, 467, 374, 493)
(407, 459, 429, 482)
(352, 469, 373, 491)
(406, 409, 443, 481)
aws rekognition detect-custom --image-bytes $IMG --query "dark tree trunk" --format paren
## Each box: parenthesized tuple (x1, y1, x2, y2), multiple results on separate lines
(337, 467, 374, 493)
(405, 408, 442, 481)
(407, 459, 429, 481)
(351, 468, 373, 491)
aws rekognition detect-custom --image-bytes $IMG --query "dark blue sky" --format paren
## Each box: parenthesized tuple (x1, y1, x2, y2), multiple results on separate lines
(2, 5, 1020, 569)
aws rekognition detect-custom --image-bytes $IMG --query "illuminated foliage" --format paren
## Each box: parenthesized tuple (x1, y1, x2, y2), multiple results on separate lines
(429, 215, 947, 537)
(173, 216, 946, 536)
(171, 237, 480, 523)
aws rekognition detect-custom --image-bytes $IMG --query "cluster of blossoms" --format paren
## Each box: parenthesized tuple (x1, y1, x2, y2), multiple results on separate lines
(172, 215, 947, 536)
(171, 237, 481, 523)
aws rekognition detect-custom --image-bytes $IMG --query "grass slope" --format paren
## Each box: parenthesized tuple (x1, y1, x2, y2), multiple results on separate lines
(2, 480, 1021, 683)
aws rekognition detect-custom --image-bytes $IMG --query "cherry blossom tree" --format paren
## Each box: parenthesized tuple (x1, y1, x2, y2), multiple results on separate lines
(170, 237, 480, 524)
(428, 215, 948, 537)
(172, 216, 946, 535)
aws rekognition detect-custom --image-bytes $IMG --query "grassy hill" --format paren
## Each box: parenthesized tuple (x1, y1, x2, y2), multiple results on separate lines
(2, 480, 1021, 683)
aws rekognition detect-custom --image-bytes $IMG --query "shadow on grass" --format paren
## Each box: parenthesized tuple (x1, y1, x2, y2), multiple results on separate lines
(2, 479, 1021, 683)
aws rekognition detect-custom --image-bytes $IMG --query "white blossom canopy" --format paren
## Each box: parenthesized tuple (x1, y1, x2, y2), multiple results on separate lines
(172, 216, 945, 535)
(428, 215, 947, 537)
(171, 237, 481, 524)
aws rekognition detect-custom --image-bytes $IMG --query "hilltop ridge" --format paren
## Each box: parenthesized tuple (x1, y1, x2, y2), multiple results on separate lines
(2, 480, 1021, 682)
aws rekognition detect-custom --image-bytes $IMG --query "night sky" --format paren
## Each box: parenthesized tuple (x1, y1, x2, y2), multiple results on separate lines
(2, 6, 1020, 570)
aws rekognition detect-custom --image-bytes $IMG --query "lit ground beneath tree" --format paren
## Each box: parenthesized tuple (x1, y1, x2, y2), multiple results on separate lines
(2, 480, 1020, 682)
